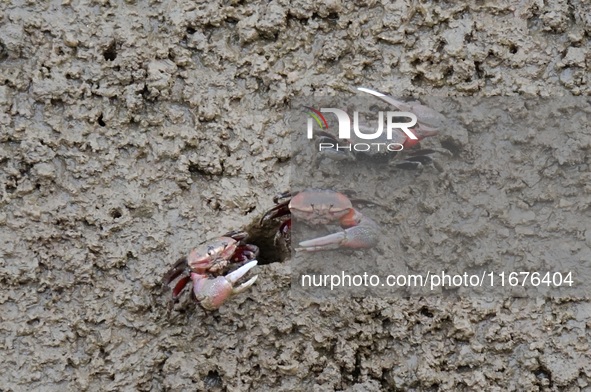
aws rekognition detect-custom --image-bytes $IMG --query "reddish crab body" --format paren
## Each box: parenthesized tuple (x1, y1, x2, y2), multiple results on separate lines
(163, 230, 259, 310)
(260, 189, 380, 251)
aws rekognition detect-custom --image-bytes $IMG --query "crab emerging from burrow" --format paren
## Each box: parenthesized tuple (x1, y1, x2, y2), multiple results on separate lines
(163, 230, 259, 310)
(260, 189, 381, 252)
(315, 87, 447, 169)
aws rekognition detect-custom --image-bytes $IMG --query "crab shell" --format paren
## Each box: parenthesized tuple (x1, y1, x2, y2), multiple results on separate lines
(187, 236, 239, 274)
(288, 189, 355, 225)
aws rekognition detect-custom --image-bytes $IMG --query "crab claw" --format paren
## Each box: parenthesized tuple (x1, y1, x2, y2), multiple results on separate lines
(191, 260, 258, 310)
(296, 223, 380, 252)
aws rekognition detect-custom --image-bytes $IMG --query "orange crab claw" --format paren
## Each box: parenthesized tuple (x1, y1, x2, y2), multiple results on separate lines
(191, 260, 258, 310)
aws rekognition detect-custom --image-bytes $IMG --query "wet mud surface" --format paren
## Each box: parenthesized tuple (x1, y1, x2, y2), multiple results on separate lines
(1, 1, 591, 391)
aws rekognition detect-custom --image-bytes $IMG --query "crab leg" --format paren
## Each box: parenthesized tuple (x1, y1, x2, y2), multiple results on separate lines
(172, 275, 192, 298)
(162, 256, 188, 285)
(259, 200, 291, 224)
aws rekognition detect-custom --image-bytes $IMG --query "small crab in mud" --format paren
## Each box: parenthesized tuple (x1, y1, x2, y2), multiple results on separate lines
(316, 87, 446, 169)
(163, 231, 259, 310)
(260, 189, 380, 252)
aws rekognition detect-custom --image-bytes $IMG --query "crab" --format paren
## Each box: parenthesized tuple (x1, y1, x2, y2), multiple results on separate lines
(315, 87, 446, 169)
(163, 230, 259, 310)
(356, 87, 445, 137)
(260, 189, 380, 251)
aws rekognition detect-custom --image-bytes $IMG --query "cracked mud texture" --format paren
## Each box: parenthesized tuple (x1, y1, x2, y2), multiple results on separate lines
(1, 1, 591, 391)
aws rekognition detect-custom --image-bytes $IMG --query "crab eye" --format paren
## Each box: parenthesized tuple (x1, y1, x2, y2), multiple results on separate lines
(207, 246, 215, 256)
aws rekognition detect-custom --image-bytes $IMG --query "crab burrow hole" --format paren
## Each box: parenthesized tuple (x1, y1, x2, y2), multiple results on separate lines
(242, 216, 291, 266)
